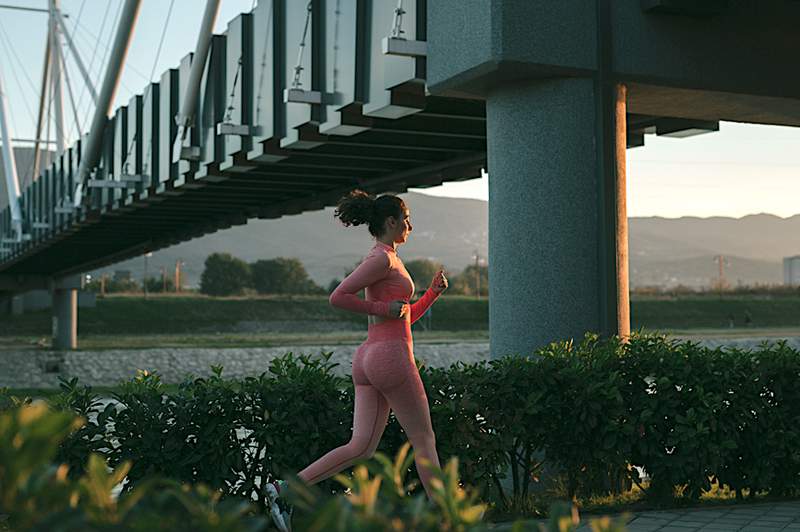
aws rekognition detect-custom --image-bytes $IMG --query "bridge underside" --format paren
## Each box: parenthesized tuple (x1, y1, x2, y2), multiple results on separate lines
(0, 0, 711, 282)
(0, 96, 486, 278)
(1, 0, 493, 279)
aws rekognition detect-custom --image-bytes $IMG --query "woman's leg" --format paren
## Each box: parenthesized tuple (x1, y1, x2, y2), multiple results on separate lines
(297, 382, 390, 485)
(363, 341, 441, 499)
(380, 369, 441, 499)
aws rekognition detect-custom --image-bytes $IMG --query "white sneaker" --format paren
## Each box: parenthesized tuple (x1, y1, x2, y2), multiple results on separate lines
(281, 508, 293, 532)
(265, 480, 290, 532)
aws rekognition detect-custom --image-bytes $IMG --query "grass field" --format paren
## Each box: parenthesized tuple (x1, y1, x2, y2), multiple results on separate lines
(2, 293, 799, 349)
(1, 294, 488, 336)
(630, 294, 800, 330)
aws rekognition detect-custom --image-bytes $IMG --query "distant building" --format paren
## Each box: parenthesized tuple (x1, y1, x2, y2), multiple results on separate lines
(784, 256, 800, 286)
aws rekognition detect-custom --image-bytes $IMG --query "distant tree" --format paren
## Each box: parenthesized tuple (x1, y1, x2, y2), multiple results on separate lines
(200, 253, 252, 296)
(106, 278, 141, 294)
(327, 278, 341, 294)
(451, 264, 488, 297)
(303, 279, 327, 295)
(403, 258, 444, 294)
(83, 277, 102, 294)
(144, 276, 175, 293)
(251, 257, 322, 294)
(83, 274, 140, 295)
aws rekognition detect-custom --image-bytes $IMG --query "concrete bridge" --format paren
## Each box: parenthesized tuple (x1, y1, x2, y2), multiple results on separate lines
(1, 0, 797, 354)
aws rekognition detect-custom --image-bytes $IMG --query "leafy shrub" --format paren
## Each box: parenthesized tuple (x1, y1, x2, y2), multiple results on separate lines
(0, 402, 269, 531)
(0, 403, 627, 531)
(33, 333, 800, 515)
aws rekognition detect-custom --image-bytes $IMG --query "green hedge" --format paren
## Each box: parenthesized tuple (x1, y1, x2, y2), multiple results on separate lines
(0, 402, 627, 531)
(4, 333, 800, 508)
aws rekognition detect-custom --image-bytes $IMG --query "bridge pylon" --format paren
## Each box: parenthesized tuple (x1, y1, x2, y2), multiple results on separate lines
(51, 274, 80, 350)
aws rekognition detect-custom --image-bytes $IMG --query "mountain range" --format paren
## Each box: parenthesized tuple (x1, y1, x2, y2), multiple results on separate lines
(88, 191, 798, 289)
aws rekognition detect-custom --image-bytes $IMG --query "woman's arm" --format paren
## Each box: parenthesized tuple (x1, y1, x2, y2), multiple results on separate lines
(329, 252, 392, 317)
(410, 287, 440, 324)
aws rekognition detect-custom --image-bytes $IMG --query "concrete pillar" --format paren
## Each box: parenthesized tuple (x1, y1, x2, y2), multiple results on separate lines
(52, 275, 80, 350)
(487, 78, 629, 358)
(11, 295, 23, 315)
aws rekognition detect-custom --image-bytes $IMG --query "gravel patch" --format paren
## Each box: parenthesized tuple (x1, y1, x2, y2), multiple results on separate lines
(2, 335, 798, 390)
(0, 342, 491, 389)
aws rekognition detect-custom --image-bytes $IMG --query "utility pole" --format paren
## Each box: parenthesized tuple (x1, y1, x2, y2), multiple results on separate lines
(143, 252, 152, 298)
(161, 266, 167, 293)
(474, 250, 481, 299)
(175, 260, 183, 293)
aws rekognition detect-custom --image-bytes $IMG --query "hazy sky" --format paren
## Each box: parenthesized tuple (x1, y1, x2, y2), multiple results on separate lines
(1, 0, 798, 219)
(413, 121, 800, 219)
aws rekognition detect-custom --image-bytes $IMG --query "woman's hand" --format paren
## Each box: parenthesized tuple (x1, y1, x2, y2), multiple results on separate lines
(388, 300, 410, 319)
(430, 269, 448, 294)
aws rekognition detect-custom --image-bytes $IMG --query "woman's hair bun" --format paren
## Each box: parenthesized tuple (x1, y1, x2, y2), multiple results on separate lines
(334, 189, 376, 228)
(334, 189, 406, 238)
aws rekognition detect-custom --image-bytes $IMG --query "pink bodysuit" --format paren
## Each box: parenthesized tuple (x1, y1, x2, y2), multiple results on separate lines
(296, 239, 442, 498)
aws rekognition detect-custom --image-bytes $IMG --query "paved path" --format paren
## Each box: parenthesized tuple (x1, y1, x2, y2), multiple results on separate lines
(490, 501, 800, 531)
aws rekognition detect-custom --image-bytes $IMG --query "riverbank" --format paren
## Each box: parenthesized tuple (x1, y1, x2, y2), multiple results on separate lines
(4, 293, 800, 342)
(4, 333, 800, 390)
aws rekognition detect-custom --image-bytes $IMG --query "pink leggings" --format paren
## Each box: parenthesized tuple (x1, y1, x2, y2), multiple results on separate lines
(296, 319, 441, 498)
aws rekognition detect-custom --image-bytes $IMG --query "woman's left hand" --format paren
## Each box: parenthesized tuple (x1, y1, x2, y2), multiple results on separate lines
(430, 269, 448, 294)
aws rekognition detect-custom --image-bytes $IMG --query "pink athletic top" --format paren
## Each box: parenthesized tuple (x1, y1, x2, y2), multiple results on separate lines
(329, 240, 440, 331)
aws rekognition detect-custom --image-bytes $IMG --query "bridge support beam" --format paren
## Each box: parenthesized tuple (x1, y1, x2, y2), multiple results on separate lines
(52, 275, 80, 350)
(487, 78, 629, 358)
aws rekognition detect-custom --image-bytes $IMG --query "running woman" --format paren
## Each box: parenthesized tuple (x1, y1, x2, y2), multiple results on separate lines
(265, 190, 448, 531)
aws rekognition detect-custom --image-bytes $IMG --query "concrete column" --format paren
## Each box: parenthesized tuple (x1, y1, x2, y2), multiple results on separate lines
(11, 295, 23, 315)
(487, 78, 628, 358)
(52, 275, 80, 350)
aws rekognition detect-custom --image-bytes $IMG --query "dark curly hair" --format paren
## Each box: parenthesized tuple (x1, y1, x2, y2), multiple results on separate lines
(334, 189, 405, 237)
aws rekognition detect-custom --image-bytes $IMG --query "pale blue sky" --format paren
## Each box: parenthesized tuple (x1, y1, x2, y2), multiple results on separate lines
(1, 1, 798, 219)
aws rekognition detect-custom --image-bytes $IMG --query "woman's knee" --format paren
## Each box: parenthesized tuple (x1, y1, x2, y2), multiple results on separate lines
(408, 430, 437, 452)
(347, 437, 378, 462)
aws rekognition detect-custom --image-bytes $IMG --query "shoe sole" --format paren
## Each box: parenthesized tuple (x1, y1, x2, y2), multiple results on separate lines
(265, 484, 288, 532)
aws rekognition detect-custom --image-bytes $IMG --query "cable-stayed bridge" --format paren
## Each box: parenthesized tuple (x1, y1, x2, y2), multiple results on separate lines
(0, 0, 489, 279)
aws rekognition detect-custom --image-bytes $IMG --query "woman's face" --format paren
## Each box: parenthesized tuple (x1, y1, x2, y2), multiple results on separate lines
(391, 207, 412, 244)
